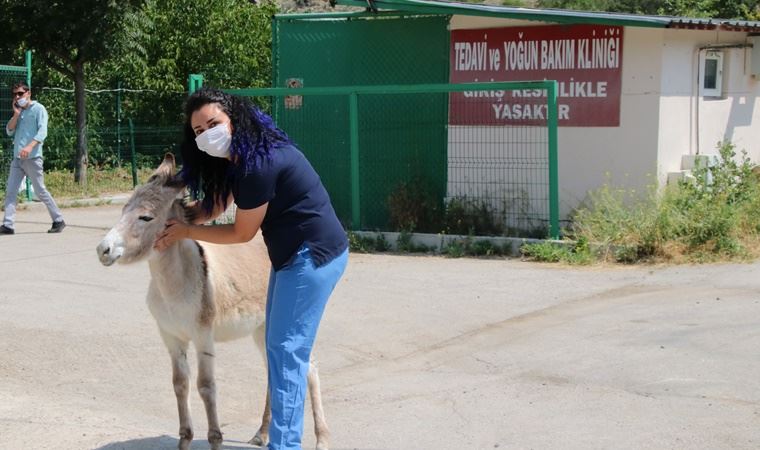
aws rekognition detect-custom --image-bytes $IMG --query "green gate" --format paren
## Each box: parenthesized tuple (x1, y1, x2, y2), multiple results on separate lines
(230, 81, 560, 238)
(272, 14, 450, 232)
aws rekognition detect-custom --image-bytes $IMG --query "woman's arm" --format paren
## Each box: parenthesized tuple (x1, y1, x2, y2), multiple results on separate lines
(154, 202, 268, 250)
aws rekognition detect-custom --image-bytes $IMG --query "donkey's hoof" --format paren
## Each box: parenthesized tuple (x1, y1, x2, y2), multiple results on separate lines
(178, 427, 193, 450)
(208, 429, 223, 450)
(249, 430, 268, 447)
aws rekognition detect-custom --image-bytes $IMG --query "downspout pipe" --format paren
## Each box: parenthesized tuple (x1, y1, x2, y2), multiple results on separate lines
(693, 42, 753, 155)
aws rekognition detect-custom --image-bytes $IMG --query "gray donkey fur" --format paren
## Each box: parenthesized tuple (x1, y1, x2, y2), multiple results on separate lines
(96, 154, 329, 450)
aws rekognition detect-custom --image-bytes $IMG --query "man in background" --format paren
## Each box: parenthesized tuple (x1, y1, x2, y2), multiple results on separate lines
(1, 81, 64, 235)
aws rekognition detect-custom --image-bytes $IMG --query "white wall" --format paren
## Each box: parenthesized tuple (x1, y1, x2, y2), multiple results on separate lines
(557, 26, 663, 217)
(449, 17, 665, 220)
(448, 17, 760, 223)
(658, 29, 760, 180)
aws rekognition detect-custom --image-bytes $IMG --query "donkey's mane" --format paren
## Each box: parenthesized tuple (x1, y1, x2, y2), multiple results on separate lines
(96, 154, 331, 448)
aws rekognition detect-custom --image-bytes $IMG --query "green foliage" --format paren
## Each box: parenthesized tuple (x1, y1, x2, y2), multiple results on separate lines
(443, 197, 505, 236)
(0, 0, 147, 181)
(442, 237, 511, 258)
(667, 142, 756, 255)
(0, 166, 154, 201)
(396, 230, 432, 253)
(571, 181, 665, 261)
(387, 178, 444, 233)
(520, 237, 592, 264)
(348, 231, 390, 253)
(566, 141, 760, 264)
(106, 0, 276, 92)
(0, 0, 145, 71)
(386, 179, 509, 236)
(536, 0, 760, 18)
(0, 0, 277, 174)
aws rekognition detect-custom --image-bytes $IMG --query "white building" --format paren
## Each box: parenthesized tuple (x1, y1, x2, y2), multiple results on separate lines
(336, 0, 760, 221)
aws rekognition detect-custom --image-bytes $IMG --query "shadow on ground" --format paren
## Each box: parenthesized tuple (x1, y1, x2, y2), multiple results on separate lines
(95, 435, 257, 450)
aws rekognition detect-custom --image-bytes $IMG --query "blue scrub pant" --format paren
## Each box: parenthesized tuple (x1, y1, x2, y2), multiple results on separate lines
(266, 245, 348, 450)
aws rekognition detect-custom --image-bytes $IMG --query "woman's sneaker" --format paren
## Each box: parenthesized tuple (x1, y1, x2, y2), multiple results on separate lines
(0, 225, 15, 235)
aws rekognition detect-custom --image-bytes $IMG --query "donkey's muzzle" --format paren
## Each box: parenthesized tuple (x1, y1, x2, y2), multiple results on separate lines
(96, 236, 122, 266)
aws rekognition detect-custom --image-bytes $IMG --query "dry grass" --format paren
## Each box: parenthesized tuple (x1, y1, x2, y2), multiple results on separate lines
(2, 167, 154, 202)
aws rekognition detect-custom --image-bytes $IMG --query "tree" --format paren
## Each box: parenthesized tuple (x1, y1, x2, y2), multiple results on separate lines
(106, 0, 276, 94)
(0, 0, 145, 185)
(90, 0, 277, 153)
(537, 0, 760, 18)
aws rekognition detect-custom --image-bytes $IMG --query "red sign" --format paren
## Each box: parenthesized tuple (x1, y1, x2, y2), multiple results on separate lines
(450, 25, 623, 127)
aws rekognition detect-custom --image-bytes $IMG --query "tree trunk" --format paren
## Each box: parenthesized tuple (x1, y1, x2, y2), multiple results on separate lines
(73, 60, 87, 185)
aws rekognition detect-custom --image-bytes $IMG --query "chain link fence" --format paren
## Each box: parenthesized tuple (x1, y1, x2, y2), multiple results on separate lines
(0, 61, 29, 195)
(229, 81, 559, 238)
(0, 86, 186, 200)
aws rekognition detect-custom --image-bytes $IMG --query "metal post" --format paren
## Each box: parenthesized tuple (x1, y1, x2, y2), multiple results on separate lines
(547, 80, 560, 239)
(24, 50, 32, 201)
(188, 74, 204, 94)
(271, 17, 280, 123)
(128, 119, 138, 187)
(24, 50, 31, 87)
(349, 92, 360, 229)
(116, 80, 122, 167)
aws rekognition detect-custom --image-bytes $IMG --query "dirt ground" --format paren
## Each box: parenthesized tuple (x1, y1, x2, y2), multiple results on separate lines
(1, 202, 759, 450)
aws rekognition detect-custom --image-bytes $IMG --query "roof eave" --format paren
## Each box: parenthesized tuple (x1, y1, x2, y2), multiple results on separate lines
(335, 0, 670, 28)
(333, 0, 760, 31)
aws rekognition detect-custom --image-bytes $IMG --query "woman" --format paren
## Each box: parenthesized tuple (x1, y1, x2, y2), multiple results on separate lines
(155, 87, 349, 450)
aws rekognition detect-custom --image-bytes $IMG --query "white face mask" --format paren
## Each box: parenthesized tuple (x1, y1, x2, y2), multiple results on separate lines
(195, 122, 231, 158)
(16, 97, 28, 107)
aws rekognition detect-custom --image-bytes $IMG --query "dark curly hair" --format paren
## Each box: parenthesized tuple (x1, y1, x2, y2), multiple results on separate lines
(179, 87, 294, 214)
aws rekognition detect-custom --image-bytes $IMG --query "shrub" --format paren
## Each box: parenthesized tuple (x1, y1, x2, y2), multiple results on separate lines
(567, 141, 760, 263)
(441, 236, 510, 258)
(395, 230, 432, 253)
(521, 237, 592, 264)
(443, 197, 505, 236)
(386, 178, 443, 233)
(348, 231, 390, 253)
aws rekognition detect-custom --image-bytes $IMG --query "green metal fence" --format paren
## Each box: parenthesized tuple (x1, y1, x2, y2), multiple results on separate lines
(229, 81, 559, 238)
(0, 51, 31, 195)
(267, 13, 558, 238)
(37, 87, 185, 170)
(0, 85, 186, 199)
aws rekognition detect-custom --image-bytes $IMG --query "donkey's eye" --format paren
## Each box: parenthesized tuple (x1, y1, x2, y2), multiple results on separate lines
(138, 215, 154, 222)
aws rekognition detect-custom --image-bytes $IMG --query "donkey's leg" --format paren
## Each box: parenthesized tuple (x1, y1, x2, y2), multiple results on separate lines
(196, 334, 223, 450)
(307, 359, 330, 450)
(160, 331, 193, 450)
(249, 324, 271, 447)
(250, 389, 272, 447)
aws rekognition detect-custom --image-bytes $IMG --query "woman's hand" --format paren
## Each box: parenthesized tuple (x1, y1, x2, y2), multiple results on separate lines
(154, 219, 190, 252)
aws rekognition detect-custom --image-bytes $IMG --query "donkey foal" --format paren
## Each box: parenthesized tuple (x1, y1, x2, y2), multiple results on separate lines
(96, 154, 329, 450)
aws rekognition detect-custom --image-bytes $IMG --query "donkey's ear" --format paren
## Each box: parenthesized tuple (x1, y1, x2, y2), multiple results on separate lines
(155, 153, 176, 177)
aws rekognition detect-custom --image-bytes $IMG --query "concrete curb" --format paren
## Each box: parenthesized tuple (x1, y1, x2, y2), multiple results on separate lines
(12, 193, 131, 211)
(353, 230, 570, 257)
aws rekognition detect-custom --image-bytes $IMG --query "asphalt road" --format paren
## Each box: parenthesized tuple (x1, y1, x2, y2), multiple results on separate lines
(1, 202, 759, 449)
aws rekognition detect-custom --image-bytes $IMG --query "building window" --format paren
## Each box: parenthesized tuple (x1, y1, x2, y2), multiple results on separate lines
(701, 51, 723, 97)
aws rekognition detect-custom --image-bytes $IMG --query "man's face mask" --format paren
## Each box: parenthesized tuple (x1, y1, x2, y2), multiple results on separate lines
(195, 122, 231, 158)
(16, 97, 29, 107)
